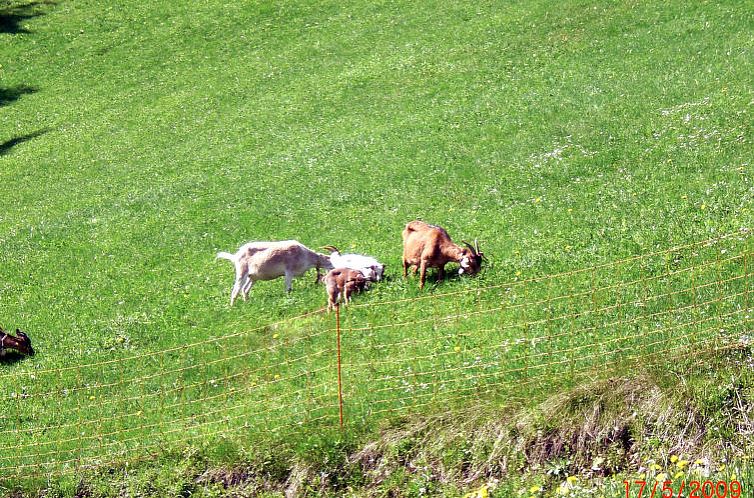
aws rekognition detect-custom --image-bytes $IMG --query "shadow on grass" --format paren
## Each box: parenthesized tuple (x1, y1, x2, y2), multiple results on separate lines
(0, 128, 50, 155)
(402, 268, 472, 287)
(0, 351, 30, 365)
(0, 84, 37, 107)
(0, 0, 57, 34)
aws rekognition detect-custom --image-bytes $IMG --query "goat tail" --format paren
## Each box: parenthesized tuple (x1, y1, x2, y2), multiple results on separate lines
(215, 251, 235, 262)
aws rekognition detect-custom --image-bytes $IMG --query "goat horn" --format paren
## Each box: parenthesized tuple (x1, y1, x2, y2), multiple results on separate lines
(322, 245, 340, 254)
(461, 240, 476, 254)
(474, 239, 480, 254)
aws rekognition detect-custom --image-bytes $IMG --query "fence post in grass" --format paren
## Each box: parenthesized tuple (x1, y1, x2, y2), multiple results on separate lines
(335, 303, 344, 428)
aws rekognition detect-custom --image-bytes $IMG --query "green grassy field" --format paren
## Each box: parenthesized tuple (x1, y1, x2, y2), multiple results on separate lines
(1, 0, 753, 496)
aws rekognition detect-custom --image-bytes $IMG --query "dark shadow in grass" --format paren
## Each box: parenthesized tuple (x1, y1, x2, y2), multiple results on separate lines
(0, 351, 29, 365)
(0, 0, 57, 34)
(399, 268, 466, 289)
(421, 266, 491, 289)
(0, 128, 50, 156)
(0, 84, 37, 107)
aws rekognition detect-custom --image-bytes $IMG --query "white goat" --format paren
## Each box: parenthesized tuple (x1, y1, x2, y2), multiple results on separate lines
(216, 240, 333, 305)
(323, 245, 384, 282)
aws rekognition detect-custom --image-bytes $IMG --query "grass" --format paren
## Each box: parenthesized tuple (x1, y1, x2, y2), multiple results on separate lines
(339, 344, 754, 498)
(1, 0, 752, 495)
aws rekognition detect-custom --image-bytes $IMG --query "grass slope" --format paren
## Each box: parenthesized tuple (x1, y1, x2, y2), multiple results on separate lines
(1, 0, 752, 495)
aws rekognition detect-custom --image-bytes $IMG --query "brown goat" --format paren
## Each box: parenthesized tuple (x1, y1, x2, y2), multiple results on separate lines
(325, 268, 368, 311)
(0, 327, 34, 356)
(401, 220, 484, 289)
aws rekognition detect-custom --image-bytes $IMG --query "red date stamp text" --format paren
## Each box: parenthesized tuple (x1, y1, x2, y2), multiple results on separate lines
(623, 480, 742, 498)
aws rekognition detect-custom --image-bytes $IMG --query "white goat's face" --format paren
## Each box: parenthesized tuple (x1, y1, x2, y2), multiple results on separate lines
(458, 256, 471, 274)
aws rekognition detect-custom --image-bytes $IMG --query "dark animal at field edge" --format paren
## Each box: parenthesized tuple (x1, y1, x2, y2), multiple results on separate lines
(0, 327, 35, 356)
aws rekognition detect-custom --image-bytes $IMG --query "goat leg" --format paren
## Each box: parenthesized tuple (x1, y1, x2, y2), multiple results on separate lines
(241, 277, 253, 300)
(419, 260, 428, 289)
(436, 264, 445, 282)
(230, 279, 243, 306)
